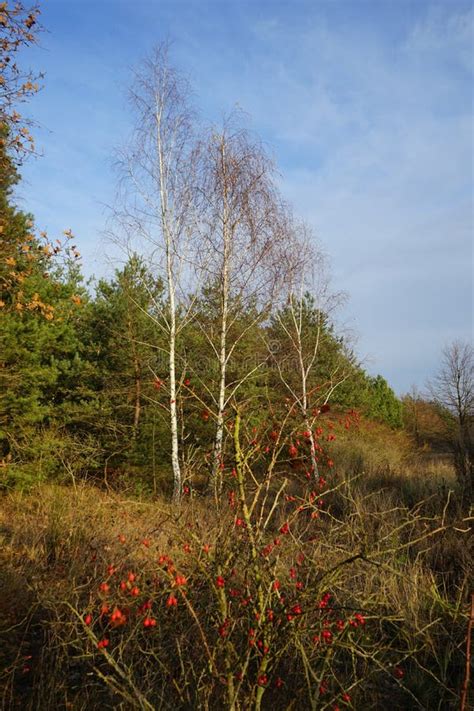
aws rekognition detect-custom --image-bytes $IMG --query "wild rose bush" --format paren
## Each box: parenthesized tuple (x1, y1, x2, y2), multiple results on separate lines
(58, 412, 421, 710)
(68, 521, 403, 710)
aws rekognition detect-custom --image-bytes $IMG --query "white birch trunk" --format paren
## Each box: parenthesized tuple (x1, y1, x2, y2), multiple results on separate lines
(298, 327, 319, 477)
(212, 253, 229, 495)
(156, 97, 182, 503)
(211, 138, 230, 496)
(168, 263, 181, 503)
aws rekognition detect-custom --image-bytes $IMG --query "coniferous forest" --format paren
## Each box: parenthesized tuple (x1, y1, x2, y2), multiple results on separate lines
(0, 4, 472, 711)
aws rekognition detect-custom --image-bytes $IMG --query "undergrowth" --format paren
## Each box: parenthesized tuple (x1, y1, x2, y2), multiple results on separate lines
(0, 433, 471, 710)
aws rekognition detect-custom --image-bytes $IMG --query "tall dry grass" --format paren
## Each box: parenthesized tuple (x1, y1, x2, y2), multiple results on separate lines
(0, 443, 471, 711)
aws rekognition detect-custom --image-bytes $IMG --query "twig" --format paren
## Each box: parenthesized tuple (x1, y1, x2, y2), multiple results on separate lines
(460, 592, 473, 711)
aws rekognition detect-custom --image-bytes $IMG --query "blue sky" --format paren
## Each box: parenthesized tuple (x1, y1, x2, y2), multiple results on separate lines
(17, 0, 473, 394)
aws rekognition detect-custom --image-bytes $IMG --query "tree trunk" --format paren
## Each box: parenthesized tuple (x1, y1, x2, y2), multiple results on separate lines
(210, 136, 230, 500)
(166, 219, 181, 503)
(133, 368, 141, 434)
(212, 264, 229, 498)
(129, 317, 141, 437)
(157, 98, 182, 504)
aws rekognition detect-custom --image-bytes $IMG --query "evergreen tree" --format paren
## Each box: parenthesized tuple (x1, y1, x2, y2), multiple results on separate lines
(364, 375, 403, 428)
(83, 256, 169, 490)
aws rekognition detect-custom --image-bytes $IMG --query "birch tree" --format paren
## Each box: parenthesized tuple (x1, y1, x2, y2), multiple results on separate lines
(268, 234, 354, 476)
(197, 116, 301, 496)
(114, 45, 200, 503)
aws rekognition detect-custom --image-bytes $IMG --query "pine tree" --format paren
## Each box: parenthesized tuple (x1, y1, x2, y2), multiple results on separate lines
(83, 256, 169, 491)
(0, 138, 90, 484)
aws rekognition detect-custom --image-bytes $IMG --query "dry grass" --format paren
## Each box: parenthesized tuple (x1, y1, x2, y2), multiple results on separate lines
(0, 454, 471, 711)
